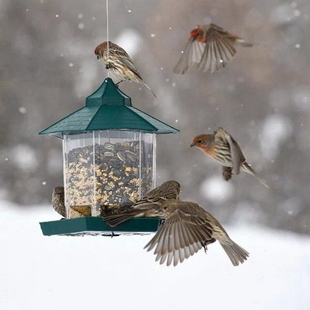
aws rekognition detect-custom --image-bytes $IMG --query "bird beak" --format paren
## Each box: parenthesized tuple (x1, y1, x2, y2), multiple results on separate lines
(96, 55, 100, 60)
(190, 142, 196, 147)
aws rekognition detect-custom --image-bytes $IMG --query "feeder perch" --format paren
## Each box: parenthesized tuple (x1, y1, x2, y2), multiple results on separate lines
(39, 78, 179, 236)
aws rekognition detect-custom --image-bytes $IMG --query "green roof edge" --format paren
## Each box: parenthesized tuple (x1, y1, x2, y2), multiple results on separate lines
(39, 78, 179, 137)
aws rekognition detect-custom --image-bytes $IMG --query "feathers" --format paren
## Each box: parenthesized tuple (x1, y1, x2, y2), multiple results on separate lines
(101, 180, 181, 227)
(191, 127, 269, 188)
(94, 41, 156, 97)
(174, 23, 253, 74)
(144, 200, 249, 267)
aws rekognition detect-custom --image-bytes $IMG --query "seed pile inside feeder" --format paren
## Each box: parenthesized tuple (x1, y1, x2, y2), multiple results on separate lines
(65, 141, 153, 217)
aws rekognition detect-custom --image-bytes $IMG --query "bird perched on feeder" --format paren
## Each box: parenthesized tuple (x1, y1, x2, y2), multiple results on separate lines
(190, 127, 269, 188)
(174, 23, 254, 74)
(102, 180, 181, 227)
(94, 41, 156, 97)
(52, 186, 66, 218)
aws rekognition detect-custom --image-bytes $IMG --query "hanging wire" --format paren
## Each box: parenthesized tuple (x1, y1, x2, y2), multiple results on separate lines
(106, 0, 110, 77)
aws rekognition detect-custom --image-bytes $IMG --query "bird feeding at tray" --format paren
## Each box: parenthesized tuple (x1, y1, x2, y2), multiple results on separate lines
(39, 77, 179, 236)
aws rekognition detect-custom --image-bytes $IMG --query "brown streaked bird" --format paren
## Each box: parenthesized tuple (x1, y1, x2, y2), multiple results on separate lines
(191, 127, 269, 188)
(101, 180, 181, 227)
(174, 23, 254, 74)
(94, 41, 156, 97)
(52, 186, 66, 218)
(143, 199, 249, 267)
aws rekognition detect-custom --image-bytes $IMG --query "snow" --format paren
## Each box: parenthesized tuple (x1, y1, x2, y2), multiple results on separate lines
(11, 145, 38, 171)
(2, 201, 310, 310)
(115, 29, 142, 57)
(260, 114, 293, 160)
(200, 176, 234, 203)
(270, 3, 300, 26)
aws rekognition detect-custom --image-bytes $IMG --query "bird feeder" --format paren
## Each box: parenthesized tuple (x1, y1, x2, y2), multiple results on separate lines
(39, 78, 179, 236)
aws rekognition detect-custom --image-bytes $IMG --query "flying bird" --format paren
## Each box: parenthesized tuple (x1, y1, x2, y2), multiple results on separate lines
(101, 180, 181, 227)
(174, 23, 254, 74)
(94, 41, 156, 97)
(144, 199, 249, 267)
(191, 127, 269, 188)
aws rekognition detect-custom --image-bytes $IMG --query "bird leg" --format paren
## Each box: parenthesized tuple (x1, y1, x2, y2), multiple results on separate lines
(116, 80, 124, 86)
(222, 166, 233, 181)
(201, 238, 216, 253)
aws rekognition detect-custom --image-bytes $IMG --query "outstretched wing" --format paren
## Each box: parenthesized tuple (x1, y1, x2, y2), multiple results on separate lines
(216, 127, 246, 175)
(174, 38, 204, 74)
(144, 206, 213, 266)
(198, 24, 237, 73)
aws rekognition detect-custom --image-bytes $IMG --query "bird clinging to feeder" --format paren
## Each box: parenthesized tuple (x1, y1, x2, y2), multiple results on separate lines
(102, 180, 181, 227)
(174, 23, 254, 74)
(190, 127, 269, 188)
(39, 77, 178, 236)
(103, 189, 249, 267)
(95, 41, 156, 97)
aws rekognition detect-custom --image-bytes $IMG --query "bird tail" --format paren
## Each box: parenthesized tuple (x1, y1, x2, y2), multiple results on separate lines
(142, 81, 157, 98)
(102, 211, 139, 227)
(242, 162, 269, 188)
(219, 239, 249, 266)
(101, 202, 161, 227)
(236, 39, 255, 47)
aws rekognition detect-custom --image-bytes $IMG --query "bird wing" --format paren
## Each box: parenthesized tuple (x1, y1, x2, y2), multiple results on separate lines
(216, 128, 246, 175)
(144, 206, 214, 266)
(108, 42, 144, 80)
(198, 25, 237, 73)
(133, 180, 180, 207)
(173, 38, 204, 74)
(101, 202, 161, 227)
(144, 210, 203, 266)
(119, 56, 143, 80)
(224, 133, 243, 175)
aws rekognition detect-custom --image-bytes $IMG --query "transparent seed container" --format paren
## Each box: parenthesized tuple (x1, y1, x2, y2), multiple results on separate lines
(63, 130, 156, 218)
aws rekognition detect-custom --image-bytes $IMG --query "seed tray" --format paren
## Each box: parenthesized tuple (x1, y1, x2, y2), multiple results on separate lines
(40, 216, 161, 236)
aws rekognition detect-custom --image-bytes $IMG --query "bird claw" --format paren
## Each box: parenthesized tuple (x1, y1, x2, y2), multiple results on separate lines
(201, 238, 216, 253)
(222, 167, 233, 181)
(116, 80, 124, 86)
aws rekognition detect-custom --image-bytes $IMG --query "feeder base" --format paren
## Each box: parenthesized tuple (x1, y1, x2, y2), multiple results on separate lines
(39, 217, 161, 236)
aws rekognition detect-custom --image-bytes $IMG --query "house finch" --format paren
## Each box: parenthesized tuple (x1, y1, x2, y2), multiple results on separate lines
(101, 180, 181, 227)
(144, 199, 249, 267)
(191, 127, 269, 188)
(52, 186, 66, 218)
(94, 41, 156, 97)
(174, 23, 254, 74)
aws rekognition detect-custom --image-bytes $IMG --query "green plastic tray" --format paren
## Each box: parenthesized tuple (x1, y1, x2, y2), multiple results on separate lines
(40, 217, 161, 236)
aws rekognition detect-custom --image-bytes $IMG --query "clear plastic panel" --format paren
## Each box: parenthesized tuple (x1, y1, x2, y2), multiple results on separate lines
(63, 131, 156, 218)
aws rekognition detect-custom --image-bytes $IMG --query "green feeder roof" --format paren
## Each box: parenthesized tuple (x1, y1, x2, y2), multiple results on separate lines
(39, 78, 179, 138)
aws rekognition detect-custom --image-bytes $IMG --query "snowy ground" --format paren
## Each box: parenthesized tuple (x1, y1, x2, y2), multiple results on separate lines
(2, 201, 310, 310)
